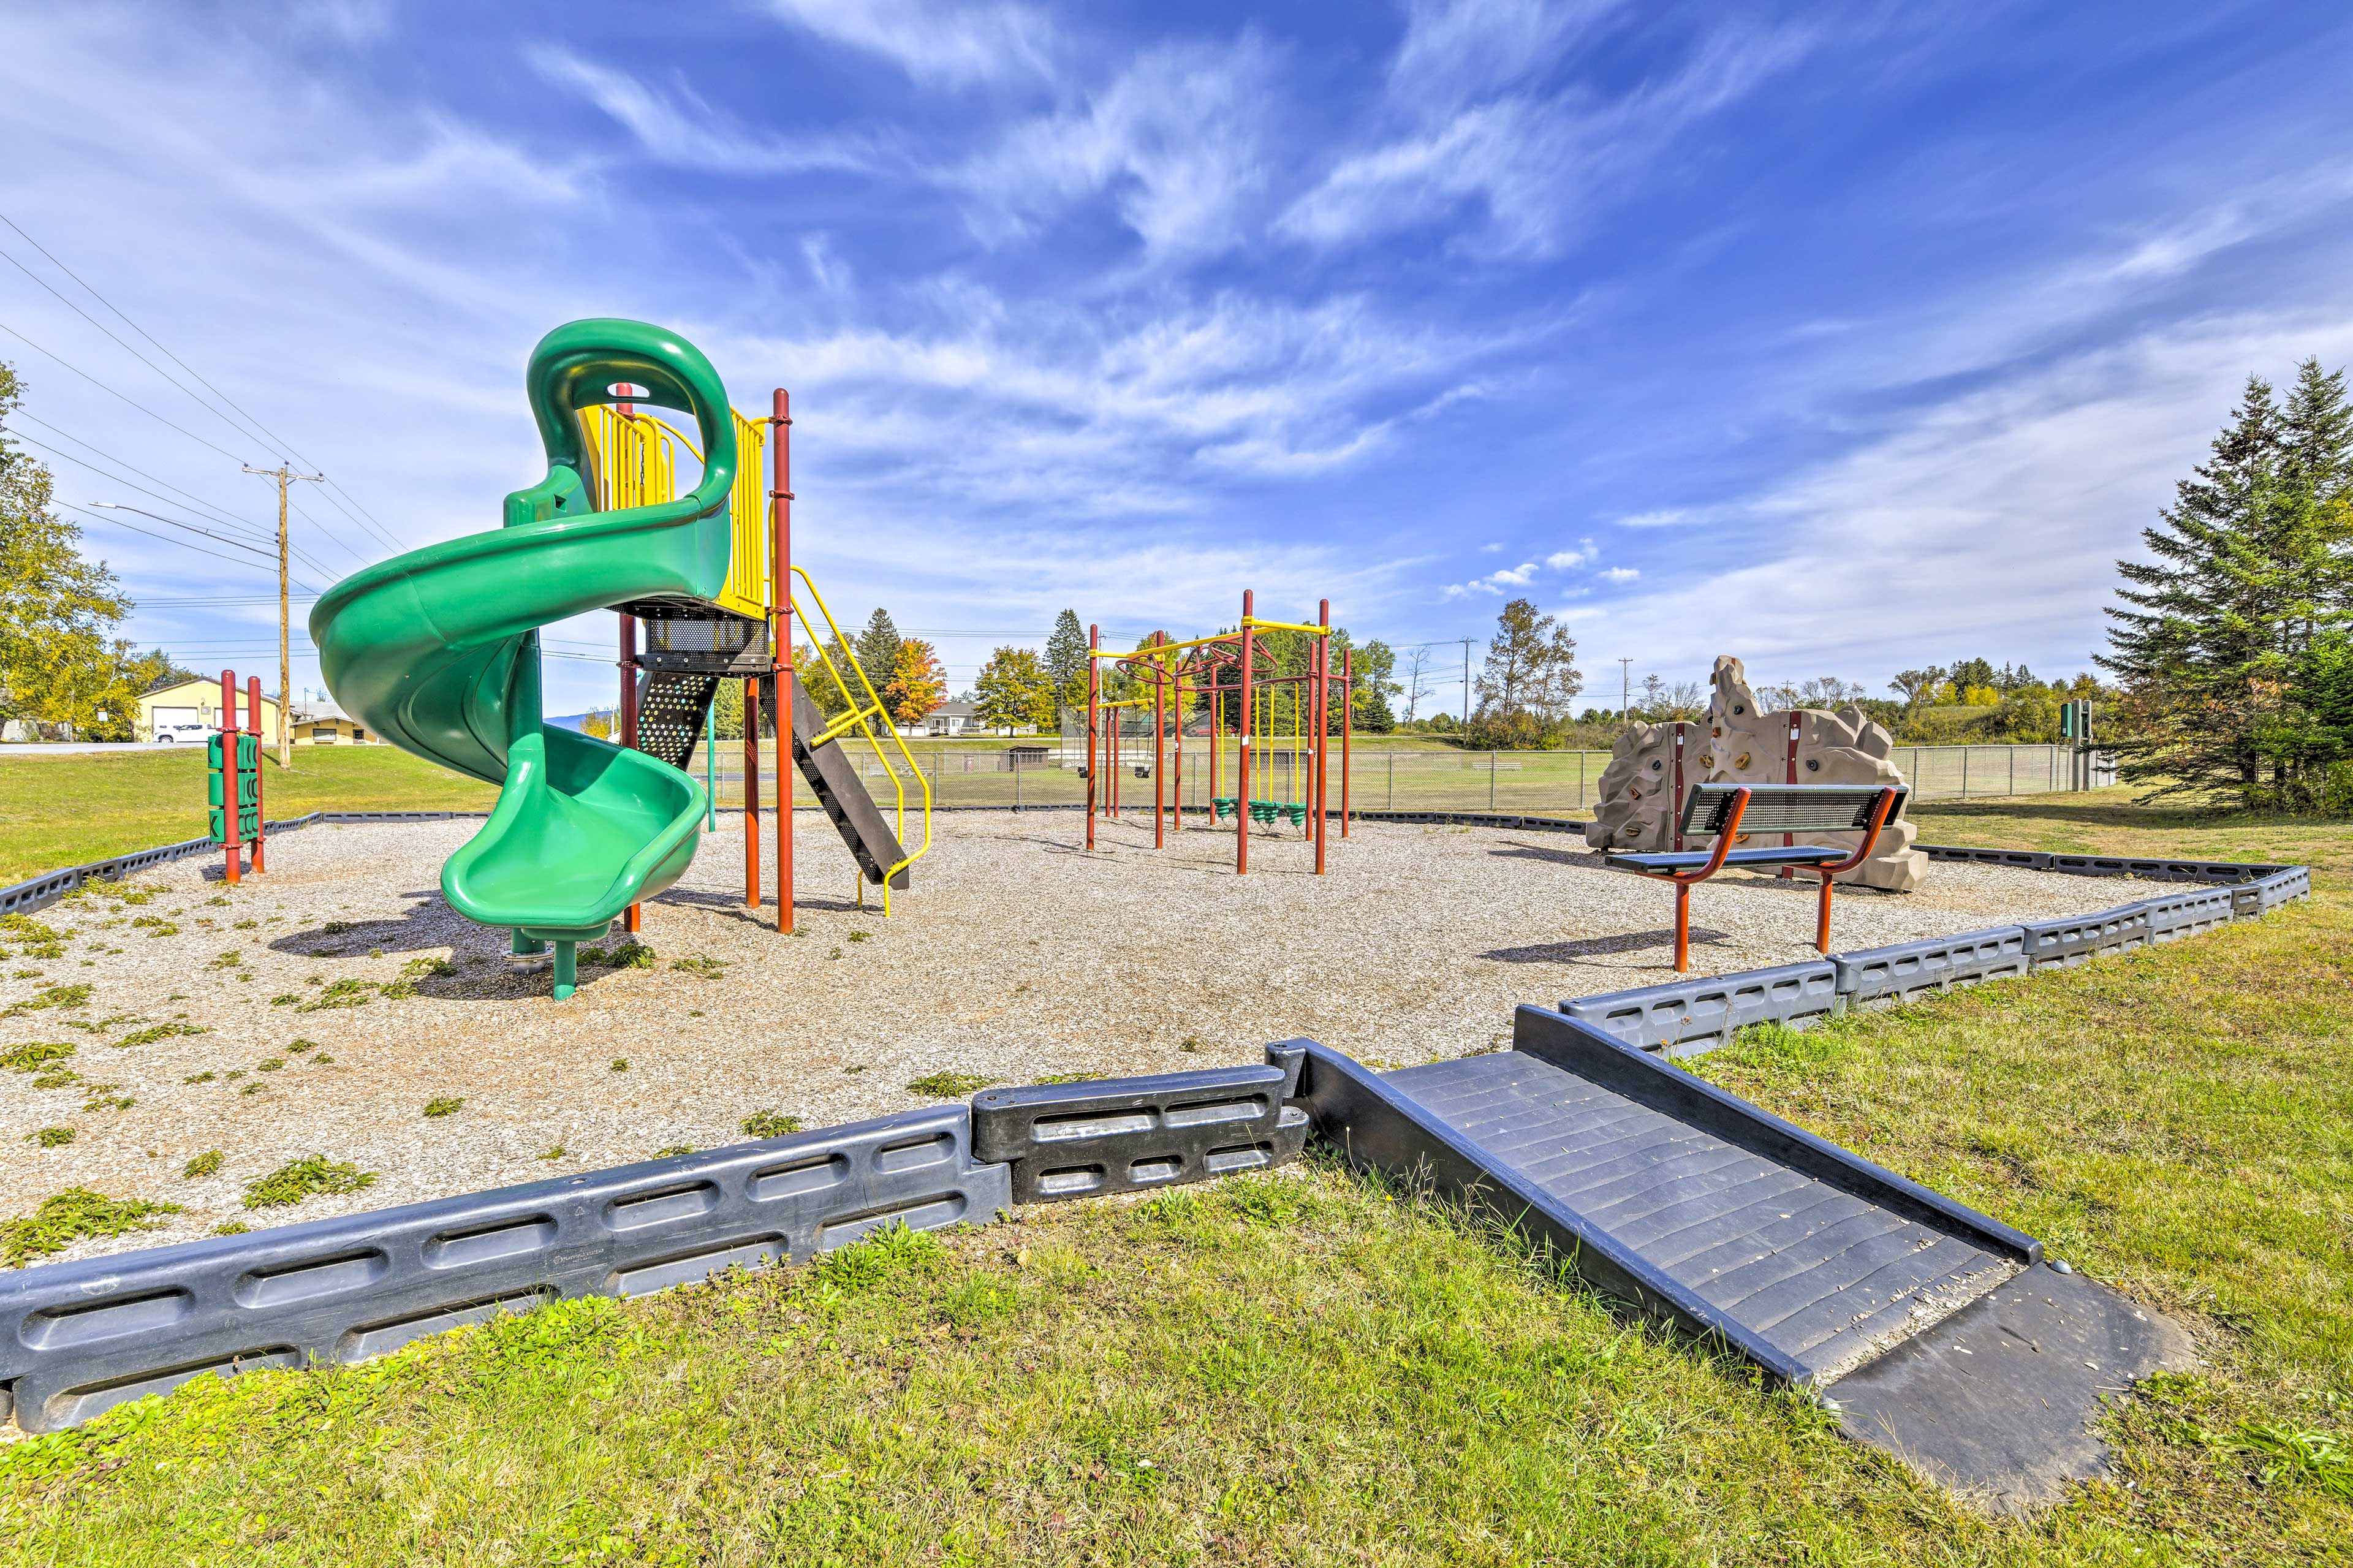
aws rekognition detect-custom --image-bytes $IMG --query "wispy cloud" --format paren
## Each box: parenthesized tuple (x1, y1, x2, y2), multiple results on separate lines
(532, 49, 892, 175)
(755, 0, 1055, 87)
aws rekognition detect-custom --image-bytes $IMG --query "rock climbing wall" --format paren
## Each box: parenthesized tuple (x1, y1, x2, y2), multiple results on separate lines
(1587, 656, 1928, 892)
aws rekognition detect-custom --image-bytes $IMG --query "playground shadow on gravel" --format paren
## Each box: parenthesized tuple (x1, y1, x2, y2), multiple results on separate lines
(1481, 927, 1729, 963)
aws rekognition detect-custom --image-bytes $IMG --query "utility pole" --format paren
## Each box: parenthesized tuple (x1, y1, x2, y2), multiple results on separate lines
(243, 463, 325, 770)
(1618, 657, 1633, 721)
(1457, 638, 1474, 728)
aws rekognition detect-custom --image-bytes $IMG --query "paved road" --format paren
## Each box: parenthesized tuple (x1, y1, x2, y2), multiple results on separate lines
(0, 742, 186, 756)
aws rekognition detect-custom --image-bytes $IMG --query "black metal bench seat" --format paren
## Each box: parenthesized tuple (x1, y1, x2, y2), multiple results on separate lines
(1602, 782, 1908, 972)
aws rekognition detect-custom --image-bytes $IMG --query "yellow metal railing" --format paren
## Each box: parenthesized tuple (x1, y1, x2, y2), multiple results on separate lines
(578, 401, 931, 911)
(578, 403, 770, 621)
(790, 566, 933, 911)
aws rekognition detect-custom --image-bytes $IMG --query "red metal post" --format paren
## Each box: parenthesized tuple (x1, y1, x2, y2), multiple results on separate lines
(1153, 663, 1166, 849)
(1209, 661, 1221, 806)
(246, 675, 265, 874)
(619, 614, 642, 931)
(220, 670, 240, 886)
(1237, 591, 1254, 876)
(1672, 723, 1686, 852)
(1172, 667, 1186, 831)
(1086, 624, 1099, 850)
(743, 676, 760, 908)
(772, 389, 794, 933)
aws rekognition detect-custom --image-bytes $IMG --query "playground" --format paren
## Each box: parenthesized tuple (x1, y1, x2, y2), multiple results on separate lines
(0, 318, 2342, 1554)
(0, 806, 2112, 1257)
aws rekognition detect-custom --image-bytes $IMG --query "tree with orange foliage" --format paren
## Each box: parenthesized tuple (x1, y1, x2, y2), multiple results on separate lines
(884, 638, 945, 727)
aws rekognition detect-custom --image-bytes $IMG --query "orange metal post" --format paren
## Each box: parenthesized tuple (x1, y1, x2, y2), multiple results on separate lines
(743, 676, 760, 908)
(246, 675, 265, 874)
(1153, 664, 1166, 848)
(771, 389, 794, 933)
(620, 614, 642, 932)
(1339, 643, 1351, 839)
(1314, 599, 1329, 874)
(220, 670, 240, 886)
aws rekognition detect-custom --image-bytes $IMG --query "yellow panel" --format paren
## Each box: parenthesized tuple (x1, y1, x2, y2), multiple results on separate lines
(577, 404, 771, 618)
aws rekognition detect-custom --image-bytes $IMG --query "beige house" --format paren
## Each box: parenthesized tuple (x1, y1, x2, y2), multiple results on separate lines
(137, 677, 279, 743)
(290, 703, 371, 744)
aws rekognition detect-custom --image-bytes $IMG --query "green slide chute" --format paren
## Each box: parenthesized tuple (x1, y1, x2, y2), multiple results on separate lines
(310, 319, 736, 998)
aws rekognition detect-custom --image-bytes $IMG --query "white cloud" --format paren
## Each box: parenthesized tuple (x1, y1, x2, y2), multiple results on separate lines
(1612, 508, 1697, 528)
(954, 38, 1280, 260)
(756, 0, 1055, 87)
(1544, 547, 1588, 568)
(1281, 21, 1813, 256)
(1599, 566, 1639, 582)
(532, 49, 890, 175)
(1388, 0, 1610, 107)
(1441, 560, 1538, 598)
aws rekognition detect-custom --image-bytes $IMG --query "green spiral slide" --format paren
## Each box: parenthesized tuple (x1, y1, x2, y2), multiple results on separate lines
(310, 319, 736, 998)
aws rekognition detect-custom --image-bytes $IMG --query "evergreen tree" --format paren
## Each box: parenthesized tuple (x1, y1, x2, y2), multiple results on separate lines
(2102, 362, 2353, 802)
(852, 608, 903, 691)
(1044, 609, 1088, 710)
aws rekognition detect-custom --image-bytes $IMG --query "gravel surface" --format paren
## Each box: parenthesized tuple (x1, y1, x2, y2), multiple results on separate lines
(1, 809, 2166, 1263)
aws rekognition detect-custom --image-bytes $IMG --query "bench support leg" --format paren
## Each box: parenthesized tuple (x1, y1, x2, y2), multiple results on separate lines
(1816, 871, 1835, 954)
(1675, 882, 1691, 973)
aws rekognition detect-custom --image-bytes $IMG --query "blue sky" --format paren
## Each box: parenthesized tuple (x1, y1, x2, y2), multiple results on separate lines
(5, 0, 2353, 718)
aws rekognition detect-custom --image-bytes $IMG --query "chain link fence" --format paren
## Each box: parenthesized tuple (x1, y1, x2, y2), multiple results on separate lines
(687, 741, 2107, 814)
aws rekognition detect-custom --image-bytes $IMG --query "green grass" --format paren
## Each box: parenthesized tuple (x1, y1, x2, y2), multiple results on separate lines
(0, 1187, 180, 1268)
(0, 746, 494, 882)
(240, 1156, 376, 1211)
(1, 792, 2349, 1563)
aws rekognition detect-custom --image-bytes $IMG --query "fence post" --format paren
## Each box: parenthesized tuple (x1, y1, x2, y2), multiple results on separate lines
(2009, 745, 2015, 796)
(1489, 751, 1497, 809)
(1961, 748, 1969, 799)
(1014, 751, 1022, 811)
(1387, 751, 1394, 809)
(1579, 749, 1586, 807)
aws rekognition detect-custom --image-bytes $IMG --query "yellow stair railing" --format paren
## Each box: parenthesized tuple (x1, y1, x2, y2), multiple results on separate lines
(578, 401, 933, 911)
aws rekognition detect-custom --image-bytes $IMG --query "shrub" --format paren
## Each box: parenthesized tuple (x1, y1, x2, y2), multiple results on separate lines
(1, 1188, 181, 1267)
(905, 1071, 996, 1099)
(243, 1156, 377, 1210)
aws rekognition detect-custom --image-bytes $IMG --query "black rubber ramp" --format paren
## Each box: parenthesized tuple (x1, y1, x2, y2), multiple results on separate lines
(1382, 1051, 2012, 1382)
(1830, 1262, 2195, 1513)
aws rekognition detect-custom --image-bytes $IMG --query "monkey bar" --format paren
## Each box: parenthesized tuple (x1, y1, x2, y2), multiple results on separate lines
(1082, 591, 1354, 876)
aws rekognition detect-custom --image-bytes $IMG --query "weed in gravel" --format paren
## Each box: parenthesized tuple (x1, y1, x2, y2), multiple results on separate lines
(310, 1054, 334, 1065)
(208, 950, 241, 969)
(129, 917, 178, 937)
(0, 1041, 75, 1072)
(270, 994, 298, 1006)
(232, 920, 257, 930)
(537, 1145, 567, 1161)
(400, 956, 455, 980)
(906, 1070, 996, 1099)
(672, 955, 728, 979)
(26, 1127, 75, 1148)
(7, 983, 90, 1016)
(1179, 1036, 1203, 1053)
(320, 921, 354, 934)
(847, 931, 870, 944)
(30, 1070, 78, 1090)
(207, 896, 228, 907)
(287, 1039, 317, 1053)
(182, 1072, 214, 1084)
(610, 1058, 628, 1072)
(213, 1221, 249, 1236)
(297, 978, 379, 1012)
(423, 1096, 464, 1118)
(116, 1022, 205, 1048)
(741, 1110, 803, 1138)
(183, 1150, 223, 1179)
(222, 1069, 244, 1080)
(256, 1059, 284, 1072)
(79, 1085, 133, 1112)
(239, 1083, 265, 1096)
(10, 969, 40, 980)
(1033, 1072, 1107, 1085)
(242, 1155, 376, 1210)
(0, 1187, 181, 1267)
(651, 1145, 695, 1158)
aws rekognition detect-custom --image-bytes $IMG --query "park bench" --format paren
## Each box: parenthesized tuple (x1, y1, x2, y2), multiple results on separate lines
(1603, 783, 1906, 973)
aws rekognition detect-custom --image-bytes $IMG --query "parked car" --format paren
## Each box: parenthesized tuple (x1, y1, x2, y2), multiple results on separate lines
(151, 721, 211, 744)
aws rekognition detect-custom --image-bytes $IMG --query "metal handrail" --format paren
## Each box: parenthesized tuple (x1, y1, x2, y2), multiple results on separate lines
(789, 564, 933, 911)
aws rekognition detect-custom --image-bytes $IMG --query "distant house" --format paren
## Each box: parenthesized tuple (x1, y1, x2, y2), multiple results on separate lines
(907, 700, 1038, 738)
(289, 701, 371, 745)
(136, 676, 279, 741)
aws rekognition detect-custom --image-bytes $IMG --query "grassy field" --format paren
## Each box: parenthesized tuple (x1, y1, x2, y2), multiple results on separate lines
(0, 793, 2347, 1563)
(0, 748, 494, 883)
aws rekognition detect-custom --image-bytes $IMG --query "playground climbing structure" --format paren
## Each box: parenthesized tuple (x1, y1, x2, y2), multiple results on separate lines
(1084, 591, 1354, 875)
(311, 319, 926, 999)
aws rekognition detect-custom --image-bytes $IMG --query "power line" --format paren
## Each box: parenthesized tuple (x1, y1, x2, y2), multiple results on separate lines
(0, 212, 404, 557)
(0, 319, 251, 462)
(64, 502, 295, 582)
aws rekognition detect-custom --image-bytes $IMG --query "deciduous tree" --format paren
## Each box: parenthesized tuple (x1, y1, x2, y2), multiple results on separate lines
(882, 638, 945, 727)
(974, 645, 1055, 732)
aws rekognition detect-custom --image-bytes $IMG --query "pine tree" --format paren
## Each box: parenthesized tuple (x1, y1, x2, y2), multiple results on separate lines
(2102, 363, 2353, 803)
(852, 609, 902, 691)
(1044, 609, 1088, 710)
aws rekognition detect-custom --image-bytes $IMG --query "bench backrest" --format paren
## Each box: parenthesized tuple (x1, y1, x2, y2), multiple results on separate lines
(1677, 782, 1908, 838)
